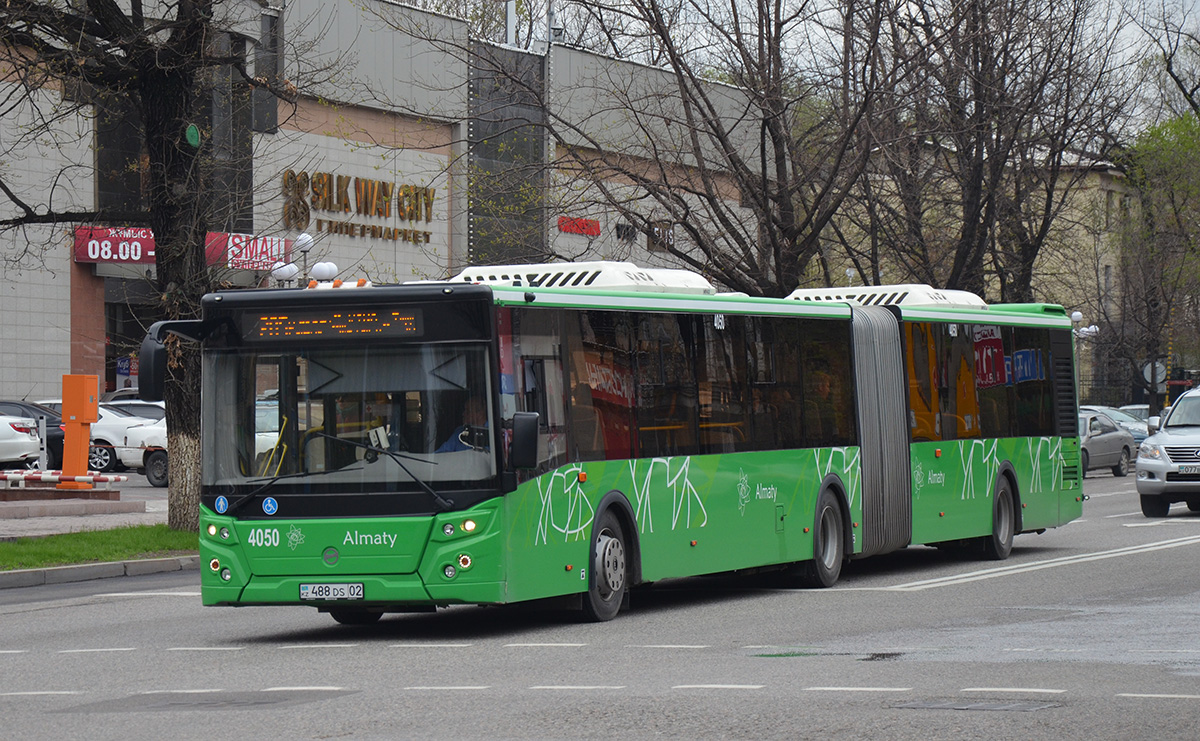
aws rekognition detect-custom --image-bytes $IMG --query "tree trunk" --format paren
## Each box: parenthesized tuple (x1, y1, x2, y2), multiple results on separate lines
(167, 429, 202, 532)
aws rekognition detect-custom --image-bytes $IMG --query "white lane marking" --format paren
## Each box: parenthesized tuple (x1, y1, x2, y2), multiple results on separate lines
(57, 648, 136, 654)
(504, 643, 586, 647)
(629, 644, 710, 649)
(0, 691, 83, 696)
(277, 644, 357, 650)
(1105, 512, 1143, 519)
(1124, 519, 1200, 527)
(530, 685, 626, 690)
(140, 689, 225, 694)
(1004, 648, 1086, 653)
(961, 687, 1066, 694)
(263, 686, 343, 692)
(404, 686, 489, 690)
(389, 643, 473, 648)
(876, 535, 1200, 591)
(1126, 649, 1200, 654)
(0, 650, 28, 654)
(166, 647, 245, 652)
(96, 592, 201, 597)
(674, 684, 763, 690)
(805, 686, 911, 692)
(1118, 693, 1200, 699)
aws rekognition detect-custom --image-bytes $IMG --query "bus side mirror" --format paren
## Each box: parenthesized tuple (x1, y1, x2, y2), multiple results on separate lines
(138, 327, 169, 402)
(510, 412, 539, 470)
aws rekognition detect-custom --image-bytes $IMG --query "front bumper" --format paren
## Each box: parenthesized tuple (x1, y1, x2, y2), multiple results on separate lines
(1135, 458, 1200, 502)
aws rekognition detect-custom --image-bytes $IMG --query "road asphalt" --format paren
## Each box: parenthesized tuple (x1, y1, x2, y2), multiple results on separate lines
(0, 472, 198, 589)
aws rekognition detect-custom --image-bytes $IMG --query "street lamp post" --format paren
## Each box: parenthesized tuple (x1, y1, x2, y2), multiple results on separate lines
(294, 232, 314, 283)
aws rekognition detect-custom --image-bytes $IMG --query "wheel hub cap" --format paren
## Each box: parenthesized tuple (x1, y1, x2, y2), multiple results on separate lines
(596, 533, 625, 595)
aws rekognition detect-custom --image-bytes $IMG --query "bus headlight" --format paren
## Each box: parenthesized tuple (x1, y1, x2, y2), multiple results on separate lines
(462, 519, 477, 533)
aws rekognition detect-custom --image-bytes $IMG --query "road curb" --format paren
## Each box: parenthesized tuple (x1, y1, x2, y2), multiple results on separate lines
(0, 555, 199, 589)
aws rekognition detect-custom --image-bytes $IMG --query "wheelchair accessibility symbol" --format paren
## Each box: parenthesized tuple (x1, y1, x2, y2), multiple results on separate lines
(262, 497, 278, 516)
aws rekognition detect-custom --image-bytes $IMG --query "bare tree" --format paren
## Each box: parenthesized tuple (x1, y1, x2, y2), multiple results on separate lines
(0, 1, 307, 531)
(836, 0, 1134, 300)
(1079, 115, 1200, 412)
(374, 0, 892, 296)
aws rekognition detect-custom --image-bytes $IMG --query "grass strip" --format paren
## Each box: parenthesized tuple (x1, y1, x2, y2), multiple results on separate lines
(0, 525, 198, 571)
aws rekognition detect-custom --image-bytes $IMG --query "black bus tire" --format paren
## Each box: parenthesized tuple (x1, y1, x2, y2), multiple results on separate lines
(982, 477, 1015, 560)
(798, 489, 845, 588)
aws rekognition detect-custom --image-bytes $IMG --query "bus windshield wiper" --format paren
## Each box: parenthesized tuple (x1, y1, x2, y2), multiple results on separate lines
(226, 469, 327, 516)
(310, 432, 455, 511)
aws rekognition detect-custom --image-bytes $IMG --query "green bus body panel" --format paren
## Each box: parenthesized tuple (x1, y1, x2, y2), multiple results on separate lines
(909, 436, 1082, 545)
(198, 436, 1081, 608)
(501, 448, 864, 604)
(199, 500, 511, 607)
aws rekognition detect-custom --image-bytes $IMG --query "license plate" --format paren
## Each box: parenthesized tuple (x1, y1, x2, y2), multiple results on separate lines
(299, 583, 364, 601)
(1179, 465, 1200, 475)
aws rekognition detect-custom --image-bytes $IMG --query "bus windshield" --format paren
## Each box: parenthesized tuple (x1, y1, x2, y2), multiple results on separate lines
(201, 343, 496, 490)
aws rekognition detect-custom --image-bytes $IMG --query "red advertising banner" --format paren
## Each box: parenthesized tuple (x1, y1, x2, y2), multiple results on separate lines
(558, 216, 601, 237)
(73, 226, 155, 264)
(74, 226, 290, 269)
(204, 232, 289, 270)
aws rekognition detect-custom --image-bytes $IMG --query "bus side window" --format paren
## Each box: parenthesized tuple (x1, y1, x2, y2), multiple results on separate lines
(565, 310, 635, 462)
(636, 314, 698, 457)
(799, 319, 856, 448)
(906, 322, 940, 442)
(512, 308, 569, 473)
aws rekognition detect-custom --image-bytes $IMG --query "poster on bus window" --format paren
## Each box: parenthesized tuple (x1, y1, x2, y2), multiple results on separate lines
(973, 325, 1007, 389)
(582, 353, 635, 407)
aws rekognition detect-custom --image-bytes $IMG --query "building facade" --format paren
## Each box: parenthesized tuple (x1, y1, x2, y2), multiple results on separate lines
(0, 1, 751, 400)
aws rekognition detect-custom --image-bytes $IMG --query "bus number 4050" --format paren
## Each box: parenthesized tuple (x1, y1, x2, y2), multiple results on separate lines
(247, 528, 280, 547)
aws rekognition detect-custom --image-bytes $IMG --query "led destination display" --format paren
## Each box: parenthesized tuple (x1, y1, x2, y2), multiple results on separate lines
(246, 308, 424, 340)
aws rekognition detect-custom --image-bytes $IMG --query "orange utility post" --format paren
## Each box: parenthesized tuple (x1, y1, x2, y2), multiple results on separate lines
(57, 375, 100, 490)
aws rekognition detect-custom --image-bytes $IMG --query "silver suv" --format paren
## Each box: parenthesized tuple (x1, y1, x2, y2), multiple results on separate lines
(1135, 388, 1200, 517)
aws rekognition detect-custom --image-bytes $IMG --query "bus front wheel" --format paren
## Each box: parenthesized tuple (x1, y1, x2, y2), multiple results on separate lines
(798, 490, 844, 588)
(582, 509, 627, 622)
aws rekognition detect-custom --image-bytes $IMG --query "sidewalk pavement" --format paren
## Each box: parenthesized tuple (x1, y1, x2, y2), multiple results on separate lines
(0, 484, 199, 589)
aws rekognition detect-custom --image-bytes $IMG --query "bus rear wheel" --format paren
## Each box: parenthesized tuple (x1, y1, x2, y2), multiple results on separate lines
(982, 477, 1015, 560)
(582, 509, 627, 622)
(330, 609, 383, 625)
(798, 490, 844, 588)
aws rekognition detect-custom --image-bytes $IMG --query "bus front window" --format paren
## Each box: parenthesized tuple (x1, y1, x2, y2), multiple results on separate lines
(202, 344, 495, 490)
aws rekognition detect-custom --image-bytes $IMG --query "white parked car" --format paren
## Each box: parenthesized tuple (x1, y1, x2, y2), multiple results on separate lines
(103, 399, 165, 421)
(121, 416, 168, 487)
(0, 415, 41, 468)
(38, 399, 153, 473)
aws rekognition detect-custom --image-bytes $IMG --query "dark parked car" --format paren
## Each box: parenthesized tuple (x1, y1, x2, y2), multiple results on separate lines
(1080, 405, 1150, 443)
(0, 400, 63, 469)
(1079, 410, 1136, 478)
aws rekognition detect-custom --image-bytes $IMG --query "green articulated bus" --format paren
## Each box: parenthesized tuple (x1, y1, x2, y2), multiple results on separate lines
(139, 261, 1083, 624)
